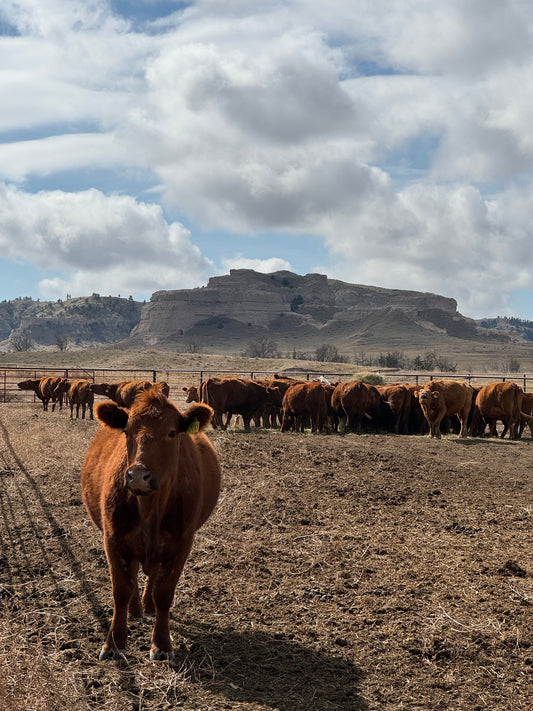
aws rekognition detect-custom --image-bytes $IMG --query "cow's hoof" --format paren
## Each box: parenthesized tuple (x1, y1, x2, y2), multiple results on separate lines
(150, 649, 175, 661)
(99, 646, 125, 661)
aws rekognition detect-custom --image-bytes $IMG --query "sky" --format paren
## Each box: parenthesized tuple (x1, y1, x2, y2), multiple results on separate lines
(1, 0, 533, 320)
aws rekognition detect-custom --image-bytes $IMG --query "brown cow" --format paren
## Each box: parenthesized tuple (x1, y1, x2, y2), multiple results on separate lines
(331, 380, 371, 434)
(182, 384, 205, 403)
(68, 379, 94, 419)
(52, 377, 71, 411)
(81, 386, 220, 661)
(203, 377, 278, 431)
(18, 375, 66, 411)
(281, 381, 329, 434)
(375, 384, 412, 434)
(519, 391, 533, 439)
(418, 380, 474, 438)
(92, 380, 170, 408)
(471, 382, 524, 440)
(403, 384, 428, 435)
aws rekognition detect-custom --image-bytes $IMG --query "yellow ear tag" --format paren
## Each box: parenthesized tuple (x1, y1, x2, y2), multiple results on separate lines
(187, 418, 200, 434)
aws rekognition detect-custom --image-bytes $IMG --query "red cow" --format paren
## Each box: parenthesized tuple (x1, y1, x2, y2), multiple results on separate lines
(331, 380, 371, 434)
(418, 380, 474, 438)
(203, 377, 278, 431)
(281, 381, 329, 434)
(402, 384, 427, 435)
(519, 391, 533, 438)
(81, 386, 221, 661)
(92, 380, 169, 408)
(471, 382, 524, 440)
(182, 384, 206, 403)
(18, 375, 66, 411)
(376, 384, 412, 434)
(68, 379, 94, 419)
(52, 377, 71, 411)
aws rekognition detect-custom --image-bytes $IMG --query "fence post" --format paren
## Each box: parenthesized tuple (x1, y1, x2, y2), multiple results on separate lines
(524, 374, 527, 390)
(152, 370, 157, 383)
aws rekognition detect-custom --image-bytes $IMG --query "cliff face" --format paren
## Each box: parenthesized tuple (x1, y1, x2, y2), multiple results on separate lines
(0, 295, 143, 349)
(127, 269, 490, 352)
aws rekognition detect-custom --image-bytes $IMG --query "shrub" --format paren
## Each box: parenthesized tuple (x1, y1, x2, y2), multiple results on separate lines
(353, 372, 385, 385)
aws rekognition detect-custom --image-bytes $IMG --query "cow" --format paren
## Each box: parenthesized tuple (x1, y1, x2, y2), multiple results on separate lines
(92, 380, 170, 408)
(417, 380, 474, 439)
(68, 379, 94, 419)
(470, 382, 524, 440)
(403, 384, 428, 435)
(203, 377, 278, 431)
(182, 384, 206, 404)
(52, 377, 71, 412)
(281, 381, 329, 434)
(80, 385, 221, 661)
(17, 375, 69, 411)
(518, 391, 533, 439)
(375, 384, 412, 434)
(331, 380, 371, 434)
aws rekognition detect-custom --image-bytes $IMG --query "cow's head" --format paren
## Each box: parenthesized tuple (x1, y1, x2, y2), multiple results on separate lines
(182, 385, 200, 403)
(418, 389, 440, 406)
(17, 379, 39, 391)
(95, 390, 213, 496)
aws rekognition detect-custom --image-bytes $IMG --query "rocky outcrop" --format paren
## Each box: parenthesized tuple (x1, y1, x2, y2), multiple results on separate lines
(0, 295, 142, 349)
(126, 269, 493, 352)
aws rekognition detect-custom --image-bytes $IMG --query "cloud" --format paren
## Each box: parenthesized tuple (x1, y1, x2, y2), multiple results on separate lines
(0, 183, 214, 299)
(221, 255, 292, 274)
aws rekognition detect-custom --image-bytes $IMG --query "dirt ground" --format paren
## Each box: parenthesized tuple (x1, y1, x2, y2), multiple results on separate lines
(1, 400, 532, 710)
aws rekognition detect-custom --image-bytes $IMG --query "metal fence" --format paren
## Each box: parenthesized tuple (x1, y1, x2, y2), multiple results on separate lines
(2, 364, 533, 405)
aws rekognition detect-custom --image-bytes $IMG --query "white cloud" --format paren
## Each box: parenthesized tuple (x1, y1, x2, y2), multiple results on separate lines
(0, 183, 214, 299)
(221, 255, 292, 274)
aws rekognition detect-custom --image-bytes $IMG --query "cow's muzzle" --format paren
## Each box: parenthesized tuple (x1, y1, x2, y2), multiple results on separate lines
(125, 465, 157, 495)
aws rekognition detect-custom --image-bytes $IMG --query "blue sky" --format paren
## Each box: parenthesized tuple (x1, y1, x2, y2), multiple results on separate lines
(1, 1, 533, 319)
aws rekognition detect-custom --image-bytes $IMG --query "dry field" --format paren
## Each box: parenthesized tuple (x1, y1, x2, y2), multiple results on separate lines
(0, 376, 533, 710)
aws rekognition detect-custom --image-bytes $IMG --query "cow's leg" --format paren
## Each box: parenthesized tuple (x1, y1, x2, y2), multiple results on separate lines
(458, 407, 469, 438)
(100, 549, 138, 660)
(149, 542, 194, 660)
(70, 403, 74, 419)
(81, 402, 86, 419)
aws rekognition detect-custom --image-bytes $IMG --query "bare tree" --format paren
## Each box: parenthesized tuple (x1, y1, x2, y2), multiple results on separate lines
(244, 337, 280, 358)
(55, 334, 69, 351)
(184, 339, 202, 354)
(11, 331, 33, 352)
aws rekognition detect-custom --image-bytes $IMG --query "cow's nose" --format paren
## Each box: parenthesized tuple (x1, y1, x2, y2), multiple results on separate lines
(126, 466, 155, 494)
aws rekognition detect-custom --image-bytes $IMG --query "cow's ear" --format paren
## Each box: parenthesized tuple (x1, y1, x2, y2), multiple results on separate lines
(180, 403, 213, 433)
(96, 401, 129, 430)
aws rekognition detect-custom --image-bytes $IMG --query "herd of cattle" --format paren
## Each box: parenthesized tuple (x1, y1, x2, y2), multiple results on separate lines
(16, 376, 170, 419)
(182, 374, 533, 440)
(15, 372, 533, 440)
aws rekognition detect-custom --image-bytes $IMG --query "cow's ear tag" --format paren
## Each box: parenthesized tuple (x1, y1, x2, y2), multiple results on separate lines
(187, 418, 200, 434)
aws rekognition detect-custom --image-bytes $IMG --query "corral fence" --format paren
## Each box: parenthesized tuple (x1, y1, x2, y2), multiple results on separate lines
(2, 365, 533, 405)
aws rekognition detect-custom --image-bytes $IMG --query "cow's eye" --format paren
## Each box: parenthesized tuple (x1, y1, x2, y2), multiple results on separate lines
(168, 430, 177, 439)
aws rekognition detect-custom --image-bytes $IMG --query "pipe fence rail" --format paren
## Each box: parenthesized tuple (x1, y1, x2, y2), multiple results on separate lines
(2, 364, 533, 405)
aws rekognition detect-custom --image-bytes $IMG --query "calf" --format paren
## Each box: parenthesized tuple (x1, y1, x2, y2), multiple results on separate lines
(418, 380, 473, 439)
